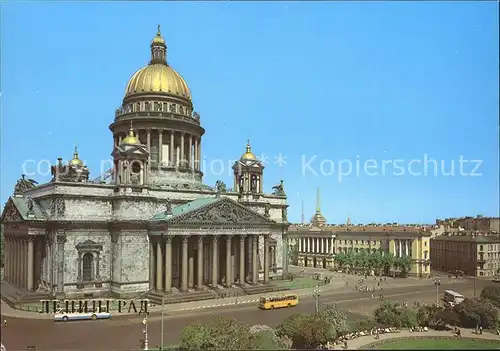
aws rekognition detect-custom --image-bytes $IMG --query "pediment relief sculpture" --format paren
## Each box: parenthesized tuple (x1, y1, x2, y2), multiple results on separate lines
(171, 199, 274, 225)
(2, 202, 22, 221)
(49, 197, 65, 217)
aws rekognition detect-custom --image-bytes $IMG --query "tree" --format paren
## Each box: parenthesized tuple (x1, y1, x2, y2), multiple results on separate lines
(277, 313, 335, 349)
(480, 286, 500, 308)
(374, 301, 418, 328)
(180, 316, 251, 350)
(248, 326, 291, 350)
(368, 251, 384, 276)
(276, 314, 305, 341)
(334, 252, 347, 269)
(289, 242, 299, 265)
(453, 298, 499, 329)
(180, 321, 215, 350)
(397, 256, 414, 277)
(382, 253, 394, 275)
(317, 302, 350, 338)
(417, 304, 442, 327)
(349, 319, 379, 332)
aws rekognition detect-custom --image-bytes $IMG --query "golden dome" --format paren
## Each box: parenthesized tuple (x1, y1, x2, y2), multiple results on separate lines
(240, 140, 256, 160)
(124, 25, 191, 101)
(152, 25, 165, 45)
(70, 146, 83, 166)
(122, 124, 139, 145)
(125, 64, 191, 100)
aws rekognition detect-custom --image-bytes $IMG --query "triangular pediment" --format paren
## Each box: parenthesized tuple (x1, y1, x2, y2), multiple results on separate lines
(162, 197, 275, 226)
(1, 197, 24, 222)
(112, 144, 150, 159)
(233, 158, 264, 169)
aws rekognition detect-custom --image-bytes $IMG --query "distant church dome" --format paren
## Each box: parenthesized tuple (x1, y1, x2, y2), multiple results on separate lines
(124, 25, 191, 101)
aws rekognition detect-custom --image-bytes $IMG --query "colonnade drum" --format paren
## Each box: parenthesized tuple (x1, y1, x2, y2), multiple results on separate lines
(149, 234, 278, 291)
(114, 129, 202, 171)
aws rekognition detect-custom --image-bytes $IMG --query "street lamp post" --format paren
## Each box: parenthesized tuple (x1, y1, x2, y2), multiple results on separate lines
(160, 296, 165, 350)
(313, 285, 321, 313)
(142, 314, 149, 350)
(473, 253, 477, 297)
(433, 276, 441, 306)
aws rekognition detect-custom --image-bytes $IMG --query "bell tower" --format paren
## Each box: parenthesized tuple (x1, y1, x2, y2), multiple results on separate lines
(111, 123, 150, 186)
(232, 140, 264, 196)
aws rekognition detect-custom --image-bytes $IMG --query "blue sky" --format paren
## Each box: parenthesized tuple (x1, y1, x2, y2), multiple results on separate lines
(1, 2, 498, 224)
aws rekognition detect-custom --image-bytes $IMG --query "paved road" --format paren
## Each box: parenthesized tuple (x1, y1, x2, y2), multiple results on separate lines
(0, 279, 488, 351)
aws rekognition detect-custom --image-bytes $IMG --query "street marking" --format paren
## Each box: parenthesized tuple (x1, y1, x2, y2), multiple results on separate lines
(166, 288, 443, 313)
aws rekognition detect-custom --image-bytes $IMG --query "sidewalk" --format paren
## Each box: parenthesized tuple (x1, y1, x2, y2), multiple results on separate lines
(332, 328, 500, 350)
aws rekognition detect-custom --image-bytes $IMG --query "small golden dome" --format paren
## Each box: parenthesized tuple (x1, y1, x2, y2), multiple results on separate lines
(122, 123, 139, 145)
(240, 140, 256, 160)
(125, 64, 191, 100)
(151, 25, 165, 45)
(70, 146, 83, 166)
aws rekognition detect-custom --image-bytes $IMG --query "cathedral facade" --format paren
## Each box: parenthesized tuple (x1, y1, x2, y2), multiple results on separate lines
(1, 27, 289, 299)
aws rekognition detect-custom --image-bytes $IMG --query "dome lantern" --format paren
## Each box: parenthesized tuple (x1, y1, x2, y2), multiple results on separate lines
(121, 121, 139, 145)
(70, 146, 83, 166)
(150, 24, 167, 65)
(240, 139, 256, 161)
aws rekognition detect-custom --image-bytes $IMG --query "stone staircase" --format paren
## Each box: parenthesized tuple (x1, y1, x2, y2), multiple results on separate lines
(145, 289, 217, 306)
(1, 281, 52, 311)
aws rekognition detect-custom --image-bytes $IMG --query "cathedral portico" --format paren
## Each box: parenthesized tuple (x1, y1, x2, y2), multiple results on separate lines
(147, 196, 276, 293)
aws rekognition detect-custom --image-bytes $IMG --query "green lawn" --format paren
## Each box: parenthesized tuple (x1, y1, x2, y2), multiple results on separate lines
(375, 337, 500, 349)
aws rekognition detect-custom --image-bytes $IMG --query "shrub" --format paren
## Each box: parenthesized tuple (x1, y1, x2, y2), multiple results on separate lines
(276, 313, 335, 349)
(180, 316, 251, 350)
(249, 329, 291, 350)
(374, 301, 418, 328)
(453, 298, 499, 329)
(349, 319, 379, 332)
(481, 286, 500, 308)
(317, 302, 350, 338)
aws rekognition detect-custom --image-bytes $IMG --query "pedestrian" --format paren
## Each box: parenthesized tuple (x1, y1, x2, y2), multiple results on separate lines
(479, 325, 483, 335)
(2, 319, 6, 327)
(371, 292, 374, 299)
(475, 324, 479, 334)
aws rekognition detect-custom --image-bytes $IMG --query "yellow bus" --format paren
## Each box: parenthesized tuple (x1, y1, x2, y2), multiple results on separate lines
(258, 294, 299, 310)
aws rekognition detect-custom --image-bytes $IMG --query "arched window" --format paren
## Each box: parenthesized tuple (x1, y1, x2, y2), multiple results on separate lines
(82, 253, 94, 281)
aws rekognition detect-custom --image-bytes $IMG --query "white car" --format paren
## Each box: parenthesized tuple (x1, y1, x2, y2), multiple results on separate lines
(54, 309, 111, 322)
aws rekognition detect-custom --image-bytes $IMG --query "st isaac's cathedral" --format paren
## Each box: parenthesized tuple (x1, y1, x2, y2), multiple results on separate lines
(1, 26, 289, 301)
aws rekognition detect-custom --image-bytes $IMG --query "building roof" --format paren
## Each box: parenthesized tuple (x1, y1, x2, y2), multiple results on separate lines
(150, 197, 219, 221)
(431, 234, 500, 243)
(2, 196, 48, 221)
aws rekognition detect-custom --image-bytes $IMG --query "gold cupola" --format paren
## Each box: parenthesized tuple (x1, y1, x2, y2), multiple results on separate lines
(121, 122, 139, 145)
(240, 139, 256, 160)
(69, 146, 83, 166)
(124, 25, 191, 101)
